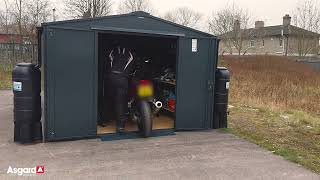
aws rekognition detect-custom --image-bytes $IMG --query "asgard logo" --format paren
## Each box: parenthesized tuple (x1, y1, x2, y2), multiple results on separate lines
(7, 166, 44, 176)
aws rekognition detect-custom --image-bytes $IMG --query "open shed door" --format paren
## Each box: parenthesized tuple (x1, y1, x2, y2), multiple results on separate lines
(176, 37, 214, 130)
(46, 28, 96, 140)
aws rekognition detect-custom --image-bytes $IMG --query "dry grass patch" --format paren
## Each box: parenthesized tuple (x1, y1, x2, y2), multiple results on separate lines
(220, 55, 320, 173)
(221, 55, 320, 114)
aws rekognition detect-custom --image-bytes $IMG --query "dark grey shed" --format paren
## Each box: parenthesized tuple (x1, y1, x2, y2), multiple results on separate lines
(41, 11, 219, 141)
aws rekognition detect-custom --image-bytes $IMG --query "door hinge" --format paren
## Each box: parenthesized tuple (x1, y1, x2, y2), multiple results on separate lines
(49, 131, 55, 137)
(49, 29, 54, 37)
(208, 80, 214, 91)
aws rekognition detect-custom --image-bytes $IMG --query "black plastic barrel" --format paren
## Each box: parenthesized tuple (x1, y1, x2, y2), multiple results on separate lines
(12, 63, 42, 143)
(214, 67, 230, 129)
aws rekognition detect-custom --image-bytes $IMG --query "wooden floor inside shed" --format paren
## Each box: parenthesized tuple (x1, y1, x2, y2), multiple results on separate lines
(97, 115, 174, 134)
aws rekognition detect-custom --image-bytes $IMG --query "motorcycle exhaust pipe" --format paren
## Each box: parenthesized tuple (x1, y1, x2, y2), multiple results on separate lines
(154, 101, 163, 109)
(153, 101, 163, 114)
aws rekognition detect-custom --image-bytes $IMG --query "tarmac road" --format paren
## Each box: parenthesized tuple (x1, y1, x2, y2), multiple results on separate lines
(0, 90, 319, 180)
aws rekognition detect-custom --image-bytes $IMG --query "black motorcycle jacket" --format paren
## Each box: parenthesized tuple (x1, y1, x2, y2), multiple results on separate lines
(107, 46, 135, 76)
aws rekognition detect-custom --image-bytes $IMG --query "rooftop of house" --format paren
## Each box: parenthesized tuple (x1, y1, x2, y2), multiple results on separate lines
(220, 14, 320, 39)
(0, 33, 24, 43)
(0, 33, 20, 36)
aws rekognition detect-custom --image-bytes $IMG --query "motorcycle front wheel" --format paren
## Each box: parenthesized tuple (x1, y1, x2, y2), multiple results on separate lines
(136, 100, 152, 137)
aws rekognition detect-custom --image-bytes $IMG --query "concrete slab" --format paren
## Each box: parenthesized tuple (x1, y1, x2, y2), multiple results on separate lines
(0, 90, 319, 179)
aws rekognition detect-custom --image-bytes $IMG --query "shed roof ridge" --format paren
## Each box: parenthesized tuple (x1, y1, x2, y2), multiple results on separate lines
(41, 11, 216, 38)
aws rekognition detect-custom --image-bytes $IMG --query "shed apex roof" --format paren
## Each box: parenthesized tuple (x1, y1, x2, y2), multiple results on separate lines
(42, 11, 215, 38)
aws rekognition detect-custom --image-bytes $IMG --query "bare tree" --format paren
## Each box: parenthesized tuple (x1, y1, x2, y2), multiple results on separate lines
(65, 0, 113, 18)
(0, 11, 5, 32)
(9, 0, 50, 38)
(163, 7, 202, 29)
(118, 0, 154, 14)
(0, 0, 13, 34)
(14, 0, 23, 36)
(292, 0, 320, 56)
(25, 0, 50, 42)
(208, 5, 252, 55)
(0, 0, 52, 63)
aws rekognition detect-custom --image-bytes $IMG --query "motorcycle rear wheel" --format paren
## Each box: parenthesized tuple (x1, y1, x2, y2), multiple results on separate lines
(137, 100, 152, 137)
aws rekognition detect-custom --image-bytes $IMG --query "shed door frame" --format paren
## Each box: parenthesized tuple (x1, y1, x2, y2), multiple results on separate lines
(95, 30, 180, 131)
(94, 29, 215, 131)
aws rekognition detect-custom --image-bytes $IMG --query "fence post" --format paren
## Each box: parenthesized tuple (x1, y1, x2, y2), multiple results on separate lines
(12, 43, 15, 66)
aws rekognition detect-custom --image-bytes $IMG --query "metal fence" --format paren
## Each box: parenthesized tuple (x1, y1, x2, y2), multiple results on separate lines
(0, 43, 38, 66)
(295, 56, 320, 71)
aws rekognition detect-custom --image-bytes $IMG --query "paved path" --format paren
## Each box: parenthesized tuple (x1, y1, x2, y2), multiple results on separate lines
(0, 90, 319, 179)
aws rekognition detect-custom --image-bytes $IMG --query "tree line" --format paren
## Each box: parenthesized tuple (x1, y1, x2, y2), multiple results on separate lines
(0, 0, 319, 56)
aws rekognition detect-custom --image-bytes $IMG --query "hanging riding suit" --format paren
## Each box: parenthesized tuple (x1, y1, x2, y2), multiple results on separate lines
(104, 47, 135, 131)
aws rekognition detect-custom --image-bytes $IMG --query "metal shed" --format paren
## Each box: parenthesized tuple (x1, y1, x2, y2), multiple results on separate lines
(40, 11, 219, 141)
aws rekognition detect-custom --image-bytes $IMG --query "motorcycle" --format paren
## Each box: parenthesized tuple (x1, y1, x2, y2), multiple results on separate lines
(128, 58, 162, 137)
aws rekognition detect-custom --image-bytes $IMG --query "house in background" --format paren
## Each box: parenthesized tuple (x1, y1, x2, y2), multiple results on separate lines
(0, 33, 33, 51)
(0, 33, 35, 64)
(219, 15, 320, 56)
(0, 33, 22, 43)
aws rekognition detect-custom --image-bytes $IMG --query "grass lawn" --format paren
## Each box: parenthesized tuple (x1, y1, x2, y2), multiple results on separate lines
(226, 103, 320, 173)
(0, 64, 12, 89)
(221, 55, 320, 173)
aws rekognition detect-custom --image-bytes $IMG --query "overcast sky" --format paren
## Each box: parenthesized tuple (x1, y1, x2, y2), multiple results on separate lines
(51, 0, 301, 26)
(0, 0, 304, 26)
(152, 0, 299, 26)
